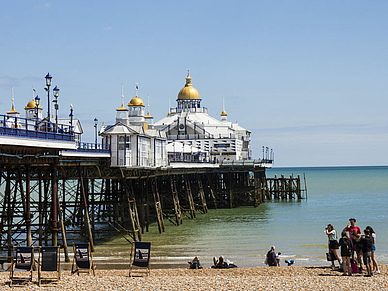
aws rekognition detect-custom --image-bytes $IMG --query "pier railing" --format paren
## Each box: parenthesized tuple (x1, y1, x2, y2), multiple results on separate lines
(76, 142, 110, 153)
(0, 114, 75, 141)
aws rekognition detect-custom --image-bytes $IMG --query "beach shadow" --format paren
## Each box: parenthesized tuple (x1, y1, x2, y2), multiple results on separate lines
(305, 266, 331, 270)
(318, 273, 343, 277)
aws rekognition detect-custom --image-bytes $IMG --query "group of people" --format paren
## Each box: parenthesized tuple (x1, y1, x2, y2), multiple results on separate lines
(265, 246, 281, 266)
(188, 256, 238, 269)
(325, 218, 380, 277)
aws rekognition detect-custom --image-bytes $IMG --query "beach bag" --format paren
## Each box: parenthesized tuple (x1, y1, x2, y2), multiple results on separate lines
(351, 261, 359, 273)
(326, 252, 335, 261)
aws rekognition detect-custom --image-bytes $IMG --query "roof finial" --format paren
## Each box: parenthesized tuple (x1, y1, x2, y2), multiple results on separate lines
(185, 70, 192, 86)
(135, 83, 139, 97)
(11, 86, 14, 107)
(121, 83, 124, 106)
(147, 94, 150, 114)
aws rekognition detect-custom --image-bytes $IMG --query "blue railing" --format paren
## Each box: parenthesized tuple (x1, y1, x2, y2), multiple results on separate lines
(76, 142, 110, 153)
(0, 114, 75, 141)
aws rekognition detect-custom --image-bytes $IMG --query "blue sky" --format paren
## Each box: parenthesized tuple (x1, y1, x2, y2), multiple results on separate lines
(1, 1, 387, 167)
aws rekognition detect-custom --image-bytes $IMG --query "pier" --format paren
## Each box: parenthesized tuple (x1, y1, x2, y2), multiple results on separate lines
(0, 72, 305, 261)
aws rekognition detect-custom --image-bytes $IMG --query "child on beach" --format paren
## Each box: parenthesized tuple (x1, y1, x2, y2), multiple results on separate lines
(276, 252, 281, 266)
(360, 229, 373, 277)
(339, 231, 353, 276)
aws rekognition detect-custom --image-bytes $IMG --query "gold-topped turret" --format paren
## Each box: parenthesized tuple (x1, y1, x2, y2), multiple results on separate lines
(7, 104, 20, 114)
(24, 100, 42, 110)
(221, 110, 228, 116)
(116, 103, 128, 111)
(177, 70, 200, 100)
(128, 96, 145, 106)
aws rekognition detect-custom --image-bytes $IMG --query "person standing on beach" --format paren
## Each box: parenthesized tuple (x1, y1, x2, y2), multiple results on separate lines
(360, 229, 373, 277)
(366, 226, 380, 274)
(266, 246, 277, 267)
(339, 231, 353, 276)
(325, 224, 341, 269)
(343, 218, 362, 270)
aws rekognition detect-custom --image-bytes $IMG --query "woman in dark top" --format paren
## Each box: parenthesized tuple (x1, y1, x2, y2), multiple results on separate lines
(339, 231, 353, 276)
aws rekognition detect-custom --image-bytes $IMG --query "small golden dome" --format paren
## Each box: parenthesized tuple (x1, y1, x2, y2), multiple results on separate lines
(221, 110, 228, 116)
(128, 96, 145, 107)
(177, 71, 200, 100)
(116, 103, 128, 111)
(7, 104, 20, 114)
(24, 100, 42, 110)
(145, 112, 153, 119)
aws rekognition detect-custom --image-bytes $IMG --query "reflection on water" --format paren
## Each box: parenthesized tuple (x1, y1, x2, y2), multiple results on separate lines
(92, 166, 388, 269)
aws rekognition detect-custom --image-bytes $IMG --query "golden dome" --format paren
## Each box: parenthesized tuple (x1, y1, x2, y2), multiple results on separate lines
(24, 100, 42, 110)
(128, 96, 145, 107)
(177, 71, 200, 100)
(221, 110, 228, 116)
(145, 112, 153, 119)
(116, 103, 128, 111)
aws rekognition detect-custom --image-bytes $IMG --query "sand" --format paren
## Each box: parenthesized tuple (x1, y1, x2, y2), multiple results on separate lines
(1, 265, 386, 290)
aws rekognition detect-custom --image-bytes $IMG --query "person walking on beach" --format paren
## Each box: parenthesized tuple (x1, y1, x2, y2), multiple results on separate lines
(343, 218, 362, 270)
(366, 226, 380, 274)
(339, 231, 353, 276)
(266, 246, 277, 267)
(325, 224, 341, 269)
(360, 228, 373, 277)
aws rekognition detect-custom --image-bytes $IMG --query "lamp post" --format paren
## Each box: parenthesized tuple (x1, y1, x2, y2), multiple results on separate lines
(69, 104, 74, 134)
(53, 86, 60, 125)
(44, 73, 52, 121)
(34, 95, 40, 130)
(34, 95, 40, 119)
(94, 118, 98, 148)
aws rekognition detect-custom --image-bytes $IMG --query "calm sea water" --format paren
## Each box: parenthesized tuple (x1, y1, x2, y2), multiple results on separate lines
(93, 166, 388, 269)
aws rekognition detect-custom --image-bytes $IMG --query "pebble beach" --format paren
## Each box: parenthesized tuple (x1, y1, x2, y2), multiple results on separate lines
(1, 265, 386, 290)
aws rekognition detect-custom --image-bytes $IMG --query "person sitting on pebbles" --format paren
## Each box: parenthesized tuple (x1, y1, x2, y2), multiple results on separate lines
(188, 256, 203, 269)
(212, 256, 238, 268)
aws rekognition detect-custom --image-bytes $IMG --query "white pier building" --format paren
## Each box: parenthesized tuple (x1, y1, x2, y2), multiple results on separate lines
(154, 71, 252, 163)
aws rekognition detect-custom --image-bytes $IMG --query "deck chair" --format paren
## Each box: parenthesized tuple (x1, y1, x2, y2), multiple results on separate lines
(129, 241, 151, 277)
(71, 243, 96, 276)
(38, 246, 60, 286)
(9, 246, 34, 286)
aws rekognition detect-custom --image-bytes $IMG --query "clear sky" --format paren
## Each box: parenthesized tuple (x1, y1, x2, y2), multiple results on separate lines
(1, 1, 387, 167)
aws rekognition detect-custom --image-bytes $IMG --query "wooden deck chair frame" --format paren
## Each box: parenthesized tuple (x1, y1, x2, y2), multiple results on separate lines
(129, 241, 151, 277)
(71, 243, 96, 276)
(9, 246, 34, 286)
(38, 246, 61, 286)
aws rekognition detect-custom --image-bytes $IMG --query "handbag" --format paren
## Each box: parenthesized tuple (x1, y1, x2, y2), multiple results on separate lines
(326, 252, 335, 261)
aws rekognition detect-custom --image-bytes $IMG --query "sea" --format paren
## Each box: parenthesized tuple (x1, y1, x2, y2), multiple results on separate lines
(92, 166, 388, 269)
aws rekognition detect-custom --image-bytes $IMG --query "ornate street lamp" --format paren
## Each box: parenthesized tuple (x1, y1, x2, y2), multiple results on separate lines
(94, 118, 98, 147)
(53, 86, 60, 125)
(44, 73, 52, 121)
(69, 104, 74, 140)
(34, 95, 40, 119)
